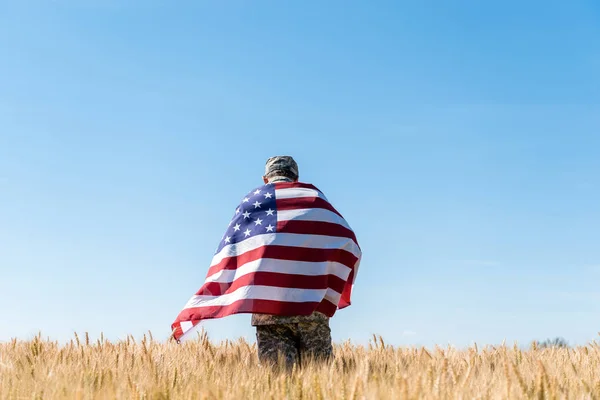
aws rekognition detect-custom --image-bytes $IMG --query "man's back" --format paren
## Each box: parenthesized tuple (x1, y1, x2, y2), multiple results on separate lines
(251, 158, 335, 367)
(250, 167, 328, 328)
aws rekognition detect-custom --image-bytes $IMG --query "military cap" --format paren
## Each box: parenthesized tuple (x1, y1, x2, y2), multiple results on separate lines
(264, 156, 299, 181)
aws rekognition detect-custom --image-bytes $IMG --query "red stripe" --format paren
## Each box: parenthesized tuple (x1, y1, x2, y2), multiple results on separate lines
(172, 298, 338, 340)
(276, 197, 342, 217)
(338, 267, 355, 309)
(277, 220, 358, 244)
(274, 182, 322, 191)
(197, 271, 347, 297)
(315, 300, 337, 316)
(172, 300, 338, 340)
(207, 245, 358, 278)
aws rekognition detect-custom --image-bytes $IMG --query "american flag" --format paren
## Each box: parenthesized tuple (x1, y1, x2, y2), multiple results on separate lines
(171, 181, 361, 341)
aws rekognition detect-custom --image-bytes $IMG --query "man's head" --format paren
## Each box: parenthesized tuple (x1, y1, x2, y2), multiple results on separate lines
(263, 156, 299, 184)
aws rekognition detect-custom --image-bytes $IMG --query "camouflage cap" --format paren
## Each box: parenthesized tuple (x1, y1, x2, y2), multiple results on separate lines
(264, 156, 299, 181)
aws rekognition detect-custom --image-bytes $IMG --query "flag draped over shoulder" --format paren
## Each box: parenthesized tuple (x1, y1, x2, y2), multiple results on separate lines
(171, 182, 361, 341)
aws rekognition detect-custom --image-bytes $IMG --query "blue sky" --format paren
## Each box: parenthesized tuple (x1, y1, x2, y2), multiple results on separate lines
(1, 1, 599, 347)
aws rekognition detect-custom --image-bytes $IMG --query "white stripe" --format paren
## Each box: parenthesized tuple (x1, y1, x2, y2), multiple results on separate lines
(210, 233, 361, 267)
(277, 208, 351, 230)
(183, 285, 341, 309)
(275, 187, 328, 201)
(180, 320, 194, 334)
(352, 258, 361, 283)
(324, 288, 342, 305)
(178, 323, 202, 343)
(206, 258, 352, 283)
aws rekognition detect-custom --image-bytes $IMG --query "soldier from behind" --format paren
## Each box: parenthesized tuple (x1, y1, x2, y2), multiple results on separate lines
(171, 156, 360, 371)
(252, 156, 333, 368)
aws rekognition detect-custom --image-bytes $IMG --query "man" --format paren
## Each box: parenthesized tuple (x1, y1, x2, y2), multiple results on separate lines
(252, 156, 335, 368)
(171, 156, 361, 370)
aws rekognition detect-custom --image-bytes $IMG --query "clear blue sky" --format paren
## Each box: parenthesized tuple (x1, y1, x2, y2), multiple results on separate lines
(1, 1, 599, 347)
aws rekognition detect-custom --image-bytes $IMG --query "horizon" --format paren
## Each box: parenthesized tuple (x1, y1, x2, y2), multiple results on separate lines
(1, 329, 587, 352)
(1, 1, 599, 348)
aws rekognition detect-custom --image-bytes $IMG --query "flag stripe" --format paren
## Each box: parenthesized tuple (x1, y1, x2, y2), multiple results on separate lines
(277, 208, 351, 230)
(179, 321, 193, 334)
(209, 232, 360, 270)
(174, 298, 338, 335)
(275, 187, 328, 201)
(276, 197, 342, 217)
(184, 285, 341, 309)
(207, 244, 358, 278)
(272, 182, 322, 191)
(206, 258, 352, 283)
(277, 220, 358, 244)
(197, 271, 347, 297)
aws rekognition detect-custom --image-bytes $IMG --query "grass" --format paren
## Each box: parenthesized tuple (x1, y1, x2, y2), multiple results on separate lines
(1, 332, 600, 399)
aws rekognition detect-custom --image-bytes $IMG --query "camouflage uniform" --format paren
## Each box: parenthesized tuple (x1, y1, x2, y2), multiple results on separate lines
(253, 156, 334, 368)
(252, 312, 333, 368)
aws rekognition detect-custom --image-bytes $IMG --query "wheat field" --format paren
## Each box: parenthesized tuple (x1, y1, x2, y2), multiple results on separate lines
(1, 332, 600, 399)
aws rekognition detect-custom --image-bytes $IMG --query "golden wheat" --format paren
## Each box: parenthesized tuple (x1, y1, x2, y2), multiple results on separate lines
(1, 332, 599, 399)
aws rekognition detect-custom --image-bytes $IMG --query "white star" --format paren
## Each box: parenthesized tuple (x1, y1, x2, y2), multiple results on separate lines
(243, 197, 249, 203)
(243, 229, 252, 237)
(253, 201, 262, 209)
(265, 208, 275, 216)
(254, 189, 261, 195)
(233, 223, 241, 232)
(236, 208, 240, 214)
(224, 236, 231, 243)
(254, 218, 263, 226)
(266, 224, 275, 232)
(264, 192, 273, 199)
(242, 211, 251, 219)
